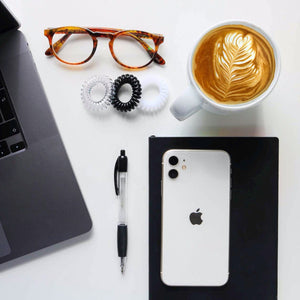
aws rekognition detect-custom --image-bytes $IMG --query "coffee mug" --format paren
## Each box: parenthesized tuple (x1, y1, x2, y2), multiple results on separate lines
(170, 21, 280, 120)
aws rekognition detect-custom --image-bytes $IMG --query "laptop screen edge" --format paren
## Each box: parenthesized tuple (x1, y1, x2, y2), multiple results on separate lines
(0, 0, 20, 34)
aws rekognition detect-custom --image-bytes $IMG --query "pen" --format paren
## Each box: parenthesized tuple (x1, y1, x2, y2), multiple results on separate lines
(114, 150, 128, 274)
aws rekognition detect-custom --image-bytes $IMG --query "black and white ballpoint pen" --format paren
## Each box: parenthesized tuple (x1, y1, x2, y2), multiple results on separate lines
(114, 150, 128, 274)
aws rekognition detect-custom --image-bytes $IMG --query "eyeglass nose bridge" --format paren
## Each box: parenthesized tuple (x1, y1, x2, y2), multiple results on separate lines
(91, 31, 115, 39)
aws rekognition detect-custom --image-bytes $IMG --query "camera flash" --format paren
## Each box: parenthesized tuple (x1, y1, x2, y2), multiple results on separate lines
(182, 165, 187, 170)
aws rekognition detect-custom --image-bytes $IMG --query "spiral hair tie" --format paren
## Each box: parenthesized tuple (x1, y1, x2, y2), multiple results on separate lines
(81, 75, 113, 111)
(111, 74, 142, 112)
(138, 75, 169, 113)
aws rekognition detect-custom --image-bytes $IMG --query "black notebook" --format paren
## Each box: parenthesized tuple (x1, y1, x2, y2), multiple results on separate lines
(149, 137, 278, 300)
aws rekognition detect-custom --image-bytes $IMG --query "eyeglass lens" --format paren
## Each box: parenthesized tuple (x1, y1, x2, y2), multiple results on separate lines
(52, 31, 94, 64)
(112, 34, 155, 68)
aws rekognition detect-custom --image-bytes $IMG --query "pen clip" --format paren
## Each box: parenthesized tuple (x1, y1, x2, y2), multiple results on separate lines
(114, 157, 120, 196)
(114, 150, 127, 196)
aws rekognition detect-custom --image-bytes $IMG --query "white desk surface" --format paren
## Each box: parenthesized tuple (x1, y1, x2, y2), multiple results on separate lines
(1, 0, 300, 299)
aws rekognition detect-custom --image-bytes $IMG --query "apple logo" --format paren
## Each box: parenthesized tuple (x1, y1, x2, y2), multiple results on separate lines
(189, 209, 203, 225)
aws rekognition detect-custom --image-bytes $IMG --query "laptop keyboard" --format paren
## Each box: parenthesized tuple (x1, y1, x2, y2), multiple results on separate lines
(0, 71, 26, 159)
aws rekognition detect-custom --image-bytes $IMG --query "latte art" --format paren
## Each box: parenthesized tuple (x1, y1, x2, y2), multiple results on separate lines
(192, 25, 275, 104)
(213, 32, 262, 100)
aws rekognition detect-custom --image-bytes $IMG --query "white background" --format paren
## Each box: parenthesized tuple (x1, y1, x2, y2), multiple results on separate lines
(1, 0, 300, 299)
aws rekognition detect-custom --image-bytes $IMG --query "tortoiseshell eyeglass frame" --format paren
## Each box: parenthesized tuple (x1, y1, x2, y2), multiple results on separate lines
(44, 26, 165, 69)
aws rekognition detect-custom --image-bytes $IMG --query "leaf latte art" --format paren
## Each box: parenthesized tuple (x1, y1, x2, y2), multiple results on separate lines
(192, 25, 276, 104)
(213, 32, 262, 101)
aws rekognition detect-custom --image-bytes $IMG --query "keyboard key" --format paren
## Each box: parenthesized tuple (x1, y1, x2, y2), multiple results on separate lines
(10, 141, 25, 153)
(0, 141, 10, 157)
(0, 89, 14, 121)
(0, 120, 20, 140)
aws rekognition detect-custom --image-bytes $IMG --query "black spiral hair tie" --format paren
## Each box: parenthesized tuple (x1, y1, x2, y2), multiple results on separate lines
(111, 74, 142, 112)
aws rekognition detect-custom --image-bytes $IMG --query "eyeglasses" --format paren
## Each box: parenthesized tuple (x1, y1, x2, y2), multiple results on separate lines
(44, 26, 165, 69)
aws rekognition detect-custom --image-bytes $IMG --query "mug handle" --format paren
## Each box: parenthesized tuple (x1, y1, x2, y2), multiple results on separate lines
(170, 86, 204, 121)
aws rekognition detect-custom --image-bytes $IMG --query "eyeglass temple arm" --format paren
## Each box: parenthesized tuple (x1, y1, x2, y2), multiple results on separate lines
(45, 32, 165, 65)
(45, 32, 72, 56)
(128, 34, 165, 65)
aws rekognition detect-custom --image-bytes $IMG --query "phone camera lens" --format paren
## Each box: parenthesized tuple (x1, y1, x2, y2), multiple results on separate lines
(169, 156, 179, 166)
(168, 169, 178, 179)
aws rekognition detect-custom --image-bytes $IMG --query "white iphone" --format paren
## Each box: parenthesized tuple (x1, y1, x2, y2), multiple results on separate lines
(161, 149, 231, 286)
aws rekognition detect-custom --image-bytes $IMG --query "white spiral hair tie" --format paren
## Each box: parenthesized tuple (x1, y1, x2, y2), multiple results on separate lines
(81, 75, 113, 111)
(138, 75, 169, 113)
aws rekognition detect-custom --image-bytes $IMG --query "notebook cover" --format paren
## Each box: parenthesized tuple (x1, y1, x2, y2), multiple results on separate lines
(149, 137, 278, 300)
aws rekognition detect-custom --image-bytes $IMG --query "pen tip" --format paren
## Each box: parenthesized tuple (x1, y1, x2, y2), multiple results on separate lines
(121, 264, 126, 274)
(120, 258, 125, 274)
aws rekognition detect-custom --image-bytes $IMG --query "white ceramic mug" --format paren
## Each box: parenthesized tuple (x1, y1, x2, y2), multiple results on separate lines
(170, 21, 280, 121)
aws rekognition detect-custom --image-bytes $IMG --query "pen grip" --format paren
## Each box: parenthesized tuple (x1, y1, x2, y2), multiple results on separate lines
(117, 224, 127, 258)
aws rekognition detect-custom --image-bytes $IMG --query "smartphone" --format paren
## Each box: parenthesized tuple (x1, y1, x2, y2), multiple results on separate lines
(161, 149, 231, 286)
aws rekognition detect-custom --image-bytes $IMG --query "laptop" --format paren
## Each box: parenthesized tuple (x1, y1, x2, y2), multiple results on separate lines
(0, 1, 92, 263)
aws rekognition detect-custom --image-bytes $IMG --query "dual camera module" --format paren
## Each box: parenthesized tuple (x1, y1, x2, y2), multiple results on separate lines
(168, 156, 179, 179)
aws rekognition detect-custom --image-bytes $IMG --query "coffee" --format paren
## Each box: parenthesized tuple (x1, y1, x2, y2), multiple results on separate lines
(192, 24, 276, 104)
